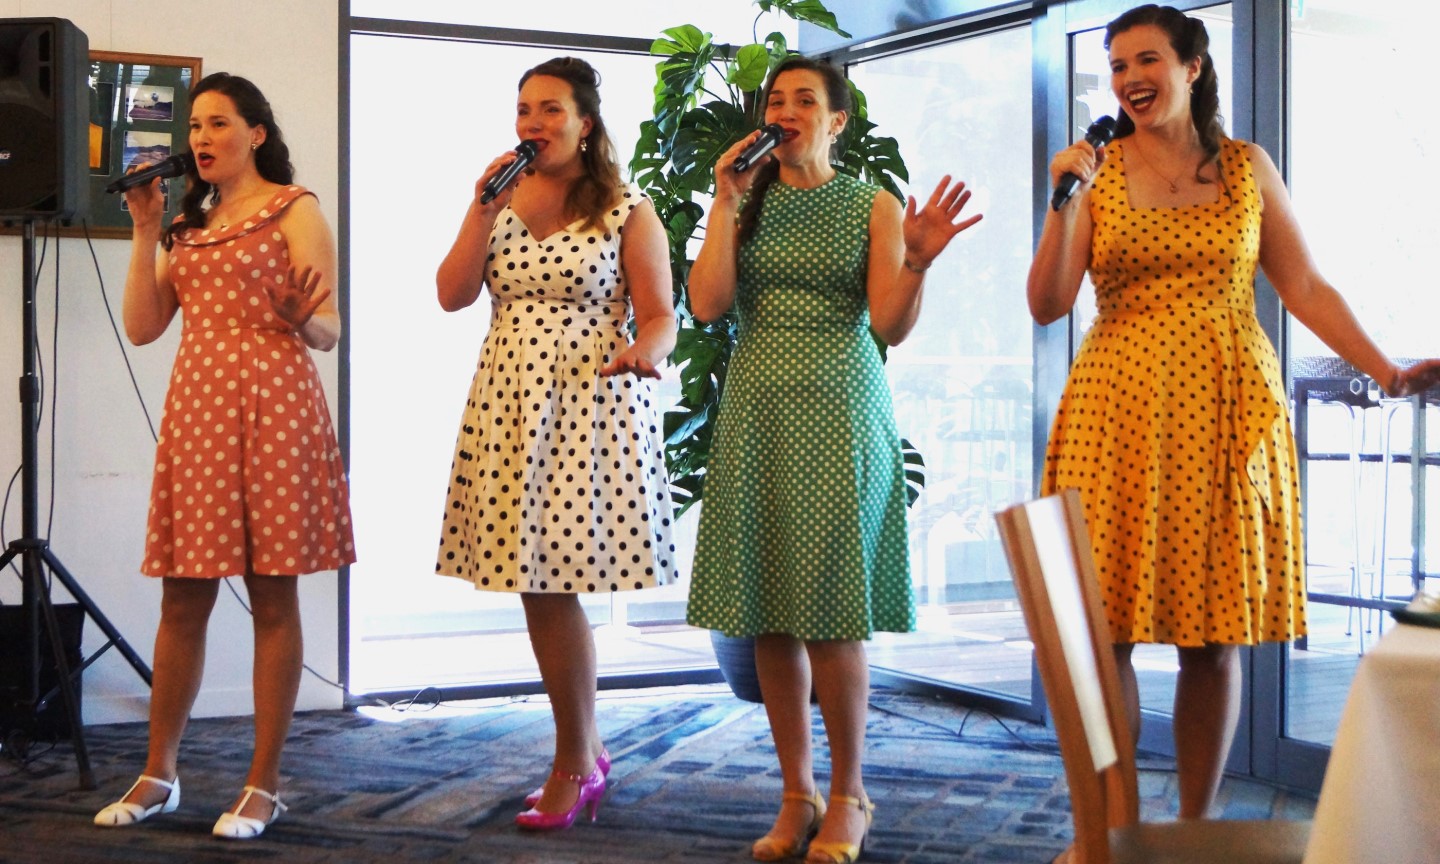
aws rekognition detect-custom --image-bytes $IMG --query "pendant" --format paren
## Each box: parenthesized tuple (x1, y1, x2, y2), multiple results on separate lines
(1167, 181, 1178, 193)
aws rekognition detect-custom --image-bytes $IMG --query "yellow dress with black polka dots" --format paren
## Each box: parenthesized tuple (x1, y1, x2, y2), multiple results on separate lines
(1042, 138, 1305, 647)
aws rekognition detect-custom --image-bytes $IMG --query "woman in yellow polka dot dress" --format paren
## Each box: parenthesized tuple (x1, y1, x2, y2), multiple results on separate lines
(94, 73, 354, 839)
(686, 57, 982, 864)
(1028, 4, 1440, 827)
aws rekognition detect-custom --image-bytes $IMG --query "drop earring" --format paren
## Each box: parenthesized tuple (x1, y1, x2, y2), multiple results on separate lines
(580, 139, 588, 153)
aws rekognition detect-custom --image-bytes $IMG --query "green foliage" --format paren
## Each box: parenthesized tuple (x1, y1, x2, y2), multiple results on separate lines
(628, 0, 914, 517)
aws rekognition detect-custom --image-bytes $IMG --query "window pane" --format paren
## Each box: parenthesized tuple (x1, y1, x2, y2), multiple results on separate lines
(849, 24, 1035, 699)
(1284, 0, 1440, 745)
(350, 1, 793, 46)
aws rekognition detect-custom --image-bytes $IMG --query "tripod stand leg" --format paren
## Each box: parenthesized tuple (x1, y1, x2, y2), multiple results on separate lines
(41, 548, 154, 685)
(4, 544, 96, 789)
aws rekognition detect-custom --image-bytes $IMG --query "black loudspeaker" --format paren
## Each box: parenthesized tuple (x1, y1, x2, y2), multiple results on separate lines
(0, 603, 85, 740)
(0, 17, 89, 222)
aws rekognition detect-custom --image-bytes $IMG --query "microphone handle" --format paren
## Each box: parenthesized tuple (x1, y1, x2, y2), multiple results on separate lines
(1050, 174, 1083, 211)
(480, 146, 535, 204)
(733, 125, 783, 173)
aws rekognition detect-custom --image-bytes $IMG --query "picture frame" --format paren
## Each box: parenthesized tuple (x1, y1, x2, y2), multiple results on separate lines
(67, 51, 202, 239)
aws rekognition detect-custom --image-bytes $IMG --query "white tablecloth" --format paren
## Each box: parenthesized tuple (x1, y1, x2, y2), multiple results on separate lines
(1304, 622, 1440, 864)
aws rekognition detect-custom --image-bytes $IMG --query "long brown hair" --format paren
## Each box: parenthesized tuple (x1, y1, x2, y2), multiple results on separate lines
(736, 56, 852, 247)
(1105, 4, 1225, 186)
(165, 72, 293, 249)
(518, 57, 623, 232)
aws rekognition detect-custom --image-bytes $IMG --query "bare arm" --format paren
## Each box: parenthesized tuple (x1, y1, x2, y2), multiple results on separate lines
(1026, 142, 1103, 325)
(866, 176, 983, 346)
(274, 194, 341, 351)
(1251, 142, 1440, 396)
(688, 130, 768, 323)
(602, 198, 677, 378)
(121, 177, 179, 345)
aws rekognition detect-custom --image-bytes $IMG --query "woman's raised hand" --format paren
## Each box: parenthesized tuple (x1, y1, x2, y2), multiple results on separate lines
(713, 129, 770, 207)
(901, 176, 984, 270)
(1049, 139, 1106, 200)
(121, 167, 166, 231)
(265, 264, 330, 330)
(472, 150, 527, 217)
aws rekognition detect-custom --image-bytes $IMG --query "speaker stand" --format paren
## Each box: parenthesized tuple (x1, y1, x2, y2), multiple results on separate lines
(2, 219, 153, 789)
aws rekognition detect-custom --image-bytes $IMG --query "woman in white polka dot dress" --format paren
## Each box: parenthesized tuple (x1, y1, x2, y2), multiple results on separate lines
(435, 57, 679, 831)
(685, 58, 982, 864)
(94, 73, 354, 840)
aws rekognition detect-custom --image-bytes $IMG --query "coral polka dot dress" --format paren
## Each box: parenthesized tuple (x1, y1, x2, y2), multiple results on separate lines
(1042, 138, 1304, 647)
(144, 185, 356, 578)
(686, 172, 915, 641)
(435, 185, 679, 594)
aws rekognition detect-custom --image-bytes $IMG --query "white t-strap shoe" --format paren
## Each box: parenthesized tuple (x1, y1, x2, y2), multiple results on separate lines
(93, 774, 180, 827)
(212, 785, 287, 839)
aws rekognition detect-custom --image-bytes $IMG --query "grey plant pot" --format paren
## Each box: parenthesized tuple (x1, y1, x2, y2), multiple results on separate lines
(709, 631, 763, 703)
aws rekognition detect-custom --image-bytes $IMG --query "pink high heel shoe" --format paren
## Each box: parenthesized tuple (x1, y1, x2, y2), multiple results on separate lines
(514, 765, 605, 831)
(523, 748, 610, 807)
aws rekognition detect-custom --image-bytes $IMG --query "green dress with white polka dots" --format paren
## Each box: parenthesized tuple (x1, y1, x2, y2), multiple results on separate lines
(686, 172, 915, 641)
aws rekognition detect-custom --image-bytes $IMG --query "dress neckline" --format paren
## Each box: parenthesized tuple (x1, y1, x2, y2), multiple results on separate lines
(1115, 140, 1222, 212)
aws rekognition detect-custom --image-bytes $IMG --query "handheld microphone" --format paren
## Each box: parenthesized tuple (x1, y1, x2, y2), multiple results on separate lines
(733, 124, 785, 173)
(1050, 115, 1117, 211)
(480, 140, 540, 204)
(105, 152, 196, 194)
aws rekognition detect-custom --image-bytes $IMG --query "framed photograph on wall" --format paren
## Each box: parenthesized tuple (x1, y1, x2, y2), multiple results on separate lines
(80, 51, 202, 239)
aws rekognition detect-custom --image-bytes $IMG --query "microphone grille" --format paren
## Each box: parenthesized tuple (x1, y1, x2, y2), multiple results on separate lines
(1089, 115, 1118, 145)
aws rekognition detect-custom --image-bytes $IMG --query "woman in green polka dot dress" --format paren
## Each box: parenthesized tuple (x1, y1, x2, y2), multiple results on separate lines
(686, 57, 982, 864)
(1028, 3, 1440, 833)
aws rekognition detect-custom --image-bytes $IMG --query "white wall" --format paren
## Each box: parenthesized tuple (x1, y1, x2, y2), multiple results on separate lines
(0, 0, 342, 723)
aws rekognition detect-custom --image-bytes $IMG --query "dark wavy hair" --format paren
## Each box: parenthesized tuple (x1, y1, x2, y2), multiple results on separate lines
(518, 57, 623, 232)
(165, 73, 293, 248)
(737, 56, 851, 247)
(1105, 4, 1226, 186)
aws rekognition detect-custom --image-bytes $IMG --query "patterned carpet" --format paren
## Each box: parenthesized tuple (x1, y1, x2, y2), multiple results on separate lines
(0, 685, 1314, 864)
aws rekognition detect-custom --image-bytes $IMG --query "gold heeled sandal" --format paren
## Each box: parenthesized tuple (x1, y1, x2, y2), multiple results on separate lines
(752, 789, 826, 861)
(804, 793, 874, 864)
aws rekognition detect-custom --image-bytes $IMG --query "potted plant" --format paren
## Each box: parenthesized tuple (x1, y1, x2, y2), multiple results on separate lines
(629, 0, 921, 702)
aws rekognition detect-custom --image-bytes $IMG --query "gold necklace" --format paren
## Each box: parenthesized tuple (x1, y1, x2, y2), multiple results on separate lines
(1128, 139, 1187, 193)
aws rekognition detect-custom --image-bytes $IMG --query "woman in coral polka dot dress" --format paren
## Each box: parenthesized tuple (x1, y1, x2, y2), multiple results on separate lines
(1028, 4, 1440, 833)
(94, 73, 354, 840)
(434, 57, 678, 832)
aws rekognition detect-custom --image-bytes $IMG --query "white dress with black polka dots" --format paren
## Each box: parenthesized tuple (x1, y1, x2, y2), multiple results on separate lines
(436, 185, 679, 594)
(144, 185, 356, 578)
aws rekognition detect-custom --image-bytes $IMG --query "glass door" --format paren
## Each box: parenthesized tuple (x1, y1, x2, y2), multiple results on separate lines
(1279, 0, 1439, 749)
(848, 23, 1040, 714)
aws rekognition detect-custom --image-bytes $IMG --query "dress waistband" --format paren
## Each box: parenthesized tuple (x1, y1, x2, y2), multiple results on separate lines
(489, 298, 628, 331)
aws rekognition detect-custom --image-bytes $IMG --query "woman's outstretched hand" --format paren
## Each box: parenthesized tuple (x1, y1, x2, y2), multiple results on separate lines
(1386, 358, 1440, 397)
(600, 347, 662, 380)
(265, 264, 330, 329)
(902, 175, 984, 270)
